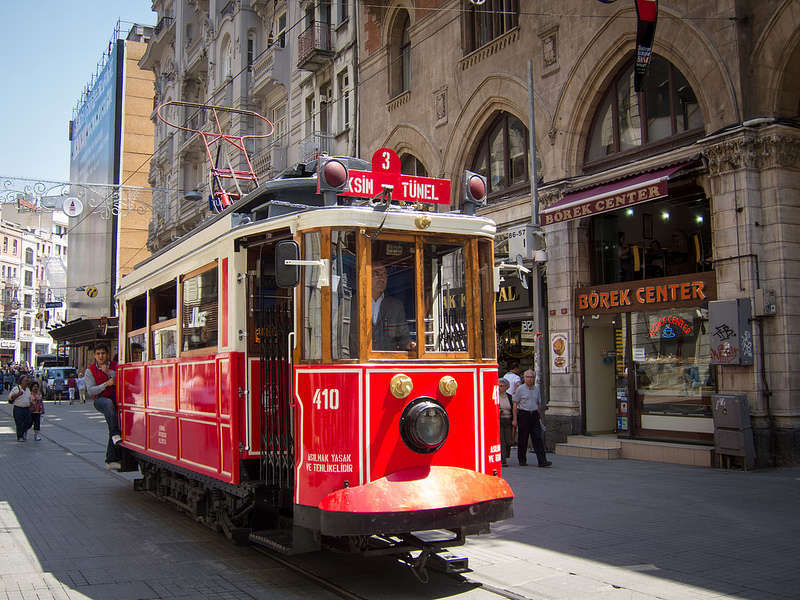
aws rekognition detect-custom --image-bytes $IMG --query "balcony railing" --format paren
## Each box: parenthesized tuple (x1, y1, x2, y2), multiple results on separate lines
(251, 44, 289, 95)
(297, 23, 333, 70)
(250, 141, 288, 181)
(154, 15, 175, 38)
(300, 132, 334, 162)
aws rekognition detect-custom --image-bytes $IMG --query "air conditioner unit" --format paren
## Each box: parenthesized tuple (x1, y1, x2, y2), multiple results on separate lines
(506, 223, 535, 260)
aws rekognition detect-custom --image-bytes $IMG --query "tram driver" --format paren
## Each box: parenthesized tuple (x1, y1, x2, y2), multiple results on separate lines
(371, 262, 416, 352)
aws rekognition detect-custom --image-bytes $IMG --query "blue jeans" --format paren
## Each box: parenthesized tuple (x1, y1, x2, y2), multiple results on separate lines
(13, 405, 32, 440)
(93, 396, 121, 463)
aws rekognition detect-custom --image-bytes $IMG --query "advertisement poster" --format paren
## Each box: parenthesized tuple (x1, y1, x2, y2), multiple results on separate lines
(550, 332, 568, 373)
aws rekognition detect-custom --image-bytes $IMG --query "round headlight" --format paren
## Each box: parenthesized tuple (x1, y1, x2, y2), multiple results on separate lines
(400, 398, 449, 453)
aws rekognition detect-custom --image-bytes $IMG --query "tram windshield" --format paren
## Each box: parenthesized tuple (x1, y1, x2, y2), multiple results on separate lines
(323, 228, 494, 361)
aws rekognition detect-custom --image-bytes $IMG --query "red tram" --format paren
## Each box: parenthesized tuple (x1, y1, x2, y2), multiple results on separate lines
(115, 150, 512, 573)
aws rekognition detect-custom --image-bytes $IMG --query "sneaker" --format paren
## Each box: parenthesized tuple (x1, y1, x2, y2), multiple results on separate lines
(538, 460, 553, 468)
(105, 461, 122, 471)
(17, 438, 24, 442)
(34, 433, 42, 441)
(111, 434, 122, 445)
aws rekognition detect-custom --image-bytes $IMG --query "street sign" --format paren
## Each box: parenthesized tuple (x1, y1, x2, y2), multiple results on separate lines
(328, 148, 451, 205)
(45, 301, 63, 308)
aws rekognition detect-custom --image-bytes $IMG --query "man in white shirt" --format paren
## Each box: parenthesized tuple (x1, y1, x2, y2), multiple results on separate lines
(512, 369, 552, 467)
(9, 375, 33, 441)
(502, 361, 522, 393)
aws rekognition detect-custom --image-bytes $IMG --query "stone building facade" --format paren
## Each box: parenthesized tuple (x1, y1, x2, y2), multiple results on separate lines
(357, 1, 800, 465)
(140, 0, 358, 252)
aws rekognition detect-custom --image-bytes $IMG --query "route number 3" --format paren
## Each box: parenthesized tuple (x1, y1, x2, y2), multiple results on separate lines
(380, 150, 391, 171)
(312, 388, 340, 410)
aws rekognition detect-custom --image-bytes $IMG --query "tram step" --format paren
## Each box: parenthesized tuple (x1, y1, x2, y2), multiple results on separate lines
(428, 551, 470, 574)
(249, 526, 321, 555)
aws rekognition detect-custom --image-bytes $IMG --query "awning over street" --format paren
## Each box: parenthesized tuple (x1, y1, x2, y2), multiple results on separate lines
(48, 317, 118, 348)
(541, 163, 691, 225)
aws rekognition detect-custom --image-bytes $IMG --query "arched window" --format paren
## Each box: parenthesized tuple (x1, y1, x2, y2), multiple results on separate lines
(463, 0, 519, 53)
(400, 153, 427, 177)
(389, 12, 411, 97)
(220, 36, 231, 82)
(471, 111, 528, 200)
(586, 55, 703, 164)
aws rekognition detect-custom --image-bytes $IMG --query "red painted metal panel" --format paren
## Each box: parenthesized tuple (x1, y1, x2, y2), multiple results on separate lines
(481, 368, 502, 474)
(221, 258, 228, 347)
(147, 412, 178, 459)
(122, 408, 146, 448)
(221, 423, 233, 475)
(366, 366, 478, 480)
(218, 357, 232, 417)
(247, 358, 263, 454)
(122, 365, 145, 407)
(179, 360, 218, 415)
(295, 368, 362, 507)
(179, 418, 221, 472)
(147, 363, 176, 411)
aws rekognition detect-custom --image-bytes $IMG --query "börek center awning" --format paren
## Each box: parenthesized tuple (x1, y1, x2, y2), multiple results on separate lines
(540, 163, 691, 226)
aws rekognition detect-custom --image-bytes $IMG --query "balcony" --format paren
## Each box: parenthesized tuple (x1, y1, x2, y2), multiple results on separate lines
(251, 44, 290, 96)
(297, 23, 334, 71)
(250, 141, 288, 181)
(141, 15, 176, 69)
(154, 134, 174, 168)
(154, 15, 175, 38)
(300, 132, 334, 162)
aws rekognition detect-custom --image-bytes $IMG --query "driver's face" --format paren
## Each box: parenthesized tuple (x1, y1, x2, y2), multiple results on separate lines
(372, 264, 387, 299)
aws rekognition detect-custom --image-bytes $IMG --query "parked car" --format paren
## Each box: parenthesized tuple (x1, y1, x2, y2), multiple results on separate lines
(43, 367, 78, 401)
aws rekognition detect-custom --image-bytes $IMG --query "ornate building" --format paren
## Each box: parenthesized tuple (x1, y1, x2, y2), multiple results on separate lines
(357, 1, 800, 466)
(140, 0, 358, 251)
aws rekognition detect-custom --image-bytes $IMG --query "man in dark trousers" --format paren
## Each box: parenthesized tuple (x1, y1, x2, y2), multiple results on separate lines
(371, 262, 416, 352)
(512, 369, 552, 467)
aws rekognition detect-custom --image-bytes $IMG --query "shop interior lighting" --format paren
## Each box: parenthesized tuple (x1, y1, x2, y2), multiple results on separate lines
(695, 215, 704, 223)
(625, 208, 634, 216)
(661, 211, 670, 220)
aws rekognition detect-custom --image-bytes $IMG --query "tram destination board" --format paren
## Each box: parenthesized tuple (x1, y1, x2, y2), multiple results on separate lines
(339, 148, 451, 204)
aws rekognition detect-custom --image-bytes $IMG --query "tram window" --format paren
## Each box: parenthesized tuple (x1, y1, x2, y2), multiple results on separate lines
(423, 243, 468, 353)
(181, 264, 218, 352)
(150, 280, 178, 359)
(478, 240, 497, 359)
(126, 294, 148, 362)
(371, 241, 417, 352)
(331, 230, 358, 360)
(303, 232, 322, 360)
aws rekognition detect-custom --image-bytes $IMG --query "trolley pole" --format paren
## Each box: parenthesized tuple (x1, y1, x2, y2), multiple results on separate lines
(527, 61, 548, 409)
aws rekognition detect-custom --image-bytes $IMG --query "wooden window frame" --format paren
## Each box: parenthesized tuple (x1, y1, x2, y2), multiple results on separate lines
(179, 260, 219, 357)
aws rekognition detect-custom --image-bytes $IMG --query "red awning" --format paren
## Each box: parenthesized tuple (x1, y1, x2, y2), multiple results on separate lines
(540, 163, 690, 225)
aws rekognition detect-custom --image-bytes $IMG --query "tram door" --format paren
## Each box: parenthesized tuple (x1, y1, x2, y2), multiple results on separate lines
(247, 244, 295, 510)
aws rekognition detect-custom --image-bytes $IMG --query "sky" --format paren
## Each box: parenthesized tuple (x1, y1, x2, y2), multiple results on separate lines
(0, 1, 156, 184)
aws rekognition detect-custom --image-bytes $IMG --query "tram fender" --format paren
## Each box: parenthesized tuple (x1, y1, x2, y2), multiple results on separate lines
(317, 466, 514, 537)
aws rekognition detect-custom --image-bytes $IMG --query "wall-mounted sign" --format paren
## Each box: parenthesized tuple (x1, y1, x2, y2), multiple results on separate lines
(496, 274, 531, 313)
(550, 332, 568, 373)
(575, 272, 717, 316)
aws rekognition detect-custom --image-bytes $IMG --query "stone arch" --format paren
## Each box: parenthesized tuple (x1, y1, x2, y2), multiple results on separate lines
(750, 0, 800, 117)
(553, 6, 738, 176)
(442, 74, 550, 200)
(380, 123, 440, 178)
(383, 3, 413, 97)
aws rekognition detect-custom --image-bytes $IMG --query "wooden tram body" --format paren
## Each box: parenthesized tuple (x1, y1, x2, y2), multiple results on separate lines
(115, 156, 513, 562)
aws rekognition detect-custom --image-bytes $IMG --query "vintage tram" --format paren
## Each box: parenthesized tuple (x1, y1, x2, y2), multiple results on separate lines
(115, 150, 512, 572)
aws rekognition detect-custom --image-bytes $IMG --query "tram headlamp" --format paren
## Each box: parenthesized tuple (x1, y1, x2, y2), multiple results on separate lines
(400, 397, 449, 453)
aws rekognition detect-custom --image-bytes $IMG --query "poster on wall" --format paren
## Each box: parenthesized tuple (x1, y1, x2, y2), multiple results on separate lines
(550, 332, 568, 373)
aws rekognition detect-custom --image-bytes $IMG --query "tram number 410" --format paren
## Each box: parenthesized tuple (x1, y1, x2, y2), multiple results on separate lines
(312, 388, 340, 410)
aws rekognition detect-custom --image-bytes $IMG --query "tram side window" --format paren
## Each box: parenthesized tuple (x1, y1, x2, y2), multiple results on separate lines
(182, 265, 218, 353)
(478, 240, 497, 359)
(423, 243, 468, 353)
(151, 280, 178, 359)
(331, 230, 358, 360)
(303, 232, 322, 360)
(371, 241, 417, 352)
(126, 294, 147, 362)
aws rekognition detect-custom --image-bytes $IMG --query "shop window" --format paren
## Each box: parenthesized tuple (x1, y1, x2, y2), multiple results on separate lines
(389, 11, 411, 97)
(586, 55, 703, 165)
(632, 307, 717, 431)
(590, 194, 712, 285)
(470, 111, 528, 202)
(463, 0, 519, 53)
(423, 242, 468, 353)
(331, 230, 359, 360)
(181, 264, 218, 353)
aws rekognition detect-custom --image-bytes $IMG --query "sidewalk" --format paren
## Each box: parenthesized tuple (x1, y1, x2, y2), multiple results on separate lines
(1, 393, 799, 600)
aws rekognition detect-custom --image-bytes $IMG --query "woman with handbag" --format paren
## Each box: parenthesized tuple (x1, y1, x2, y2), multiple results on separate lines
(9, 375, 33, 442)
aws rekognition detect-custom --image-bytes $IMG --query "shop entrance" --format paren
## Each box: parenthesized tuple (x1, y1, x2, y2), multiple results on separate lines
(582, 314, 618, 434)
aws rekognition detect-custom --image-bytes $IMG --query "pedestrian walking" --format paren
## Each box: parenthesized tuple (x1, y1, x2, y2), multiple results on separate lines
(512, 369, 552, 468)
(8, 375, 33, 442)
(29, 380, 45, 441)
(84, 343, 122, 470)
(498, 378, 514, 466)
(502, 361, 523, 394)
